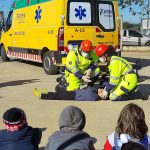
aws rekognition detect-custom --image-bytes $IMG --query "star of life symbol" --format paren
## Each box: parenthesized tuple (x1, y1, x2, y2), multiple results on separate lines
(35, 6, 42, 23)
(75, 6, 86, 20)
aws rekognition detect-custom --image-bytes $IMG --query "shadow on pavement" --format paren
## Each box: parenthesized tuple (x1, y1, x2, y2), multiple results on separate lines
(139, 84, 150, 100)
(123, 57, 150, 69)
(139, 75, 150, 83)
(20, 60, 43, 68)
(0, 79, 40, 88)
(0, 58, 43, 68)
(40, 127, 47, 132)
(0, 96, 4, 99)
(40, 147, 45, 150)
(39, 128, 47, 150)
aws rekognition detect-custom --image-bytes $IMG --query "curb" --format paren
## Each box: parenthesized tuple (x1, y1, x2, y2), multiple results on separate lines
(122, 46, 150, 52)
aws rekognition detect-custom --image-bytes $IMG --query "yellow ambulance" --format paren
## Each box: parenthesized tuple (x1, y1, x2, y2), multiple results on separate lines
(0, 11, 4, 42)
(0, 0, 120, 74)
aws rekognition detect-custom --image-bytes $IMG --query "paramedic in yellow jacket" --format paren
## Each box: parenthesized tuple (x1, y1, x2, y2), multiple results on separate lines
(95, 44, 138, 101)
(65, 40, 100, 91)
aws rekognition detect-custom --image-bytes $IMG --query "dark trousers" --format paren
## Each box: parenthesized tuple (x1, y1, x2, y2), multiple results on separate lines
(41, 91, 75, 100)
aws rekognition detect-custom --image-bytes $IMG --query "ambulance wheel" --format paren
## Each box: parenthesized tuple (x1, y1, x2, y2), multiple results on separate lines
(43, 51, 58, 75)
(1, 45, 10, 61)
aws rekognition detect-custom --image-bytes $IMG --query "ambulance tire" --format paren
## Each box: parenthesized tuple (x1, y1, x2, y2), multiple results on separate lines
(1, 45, 10, 61)
(43, 51, 58, 75)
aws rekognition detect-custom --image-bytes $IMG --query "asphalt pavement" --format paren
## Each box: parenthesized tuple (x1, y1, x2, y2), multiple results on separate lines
(0, 52, 150, 150)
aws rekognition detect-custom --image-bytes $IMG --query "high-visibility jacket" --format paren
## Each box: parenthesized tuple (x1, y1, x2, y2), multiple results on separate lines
(106, 56, 137, 100)
(104, 132, 150, 150)
(108, 56, 134, 87)
(65, 47, 98, 79)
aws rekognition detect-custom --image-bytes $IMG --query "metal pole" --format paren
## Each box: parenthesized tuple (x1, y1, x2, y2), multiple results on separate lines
(120, 15, 123, 52)
(140, 17, 142, 32)
(147, 0, 150, 29)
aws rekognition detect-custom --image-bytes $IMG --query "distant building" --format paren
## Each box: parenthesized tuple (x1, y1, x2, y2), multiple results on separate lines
(141, 19, 150, 36)
(142, 19, 150, 29)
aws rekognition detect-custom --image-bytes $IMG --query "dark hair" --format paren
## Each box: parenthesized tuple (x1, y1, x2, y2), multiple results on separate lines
(3, 108, 24, 123)
(121, 142, 146, 150)
(115, 103, 148, 139)
(3, 107, 27, 132)
(103, 45, 115, 57)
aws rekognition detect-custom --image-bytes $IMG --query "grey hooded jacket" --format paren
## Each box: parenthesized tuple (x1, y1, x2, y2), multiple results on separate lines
(45, 106, 95, 150)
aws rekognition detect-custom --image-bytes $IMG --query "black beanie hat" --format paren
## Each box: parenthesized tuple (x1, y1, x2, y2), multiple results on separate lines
(3, 107, 27, 132)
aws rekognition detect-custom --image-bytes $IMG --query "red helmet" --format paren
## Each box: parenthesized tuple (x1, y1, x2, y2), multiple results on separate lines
(95, 44, 108, 57)
(80, 40, 92, 52)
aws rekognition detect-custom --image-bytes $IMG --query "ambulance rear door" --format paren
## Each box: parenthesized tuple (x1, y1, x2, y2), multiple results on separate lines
(64, 0, 94, 51)
(64, 0, 118, 50)
(93, 0, 118, 47)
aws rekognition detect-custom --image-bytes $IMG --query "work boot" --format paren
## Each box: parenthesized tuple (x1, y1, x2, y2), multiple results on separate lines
(55, 82, 67, 92)
(55, 78, 68, 92)
(122, 87, 147, 101)
(130, 87, 148, 100)
(34, 88, 41, 99)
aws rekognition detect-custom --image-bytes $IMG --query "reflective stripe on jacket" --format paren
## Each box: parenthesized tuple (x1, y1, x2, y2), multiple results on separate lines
(65, 47, 98, 75)
(108, 56, 134, 86)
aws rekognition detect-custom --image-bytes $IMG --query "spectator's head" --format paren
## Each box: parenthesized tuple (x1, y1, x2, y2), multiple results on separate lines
(115, 103, 148, 139)
(121, 142, 146, 150)
(59, 106, 86, 131)
(3, 107, 28, 132)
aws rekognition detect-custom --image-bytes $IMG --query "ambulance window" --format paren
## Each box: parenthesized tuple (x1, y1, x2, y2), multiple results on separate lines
(6, 11, 13, 31)
(98, 2, 115, 31)
(67, 1, 92, 25)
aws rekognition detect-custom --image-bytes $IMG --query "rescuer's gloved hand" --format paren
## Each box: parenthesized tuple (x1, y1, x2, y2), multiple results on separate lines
(99, 88, 108, 100)
(84, 69, 92, 77)
(82, 75, 92, 83)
